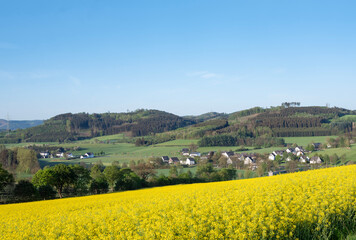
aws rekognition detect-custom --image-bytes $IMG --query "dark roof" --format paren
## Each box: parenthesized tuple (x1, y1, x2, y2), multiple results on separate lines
(225, 151, 234, 156)
(182, 148, 189, 152)
(162, 156, 169, 160)
(170, 157, 179, 161)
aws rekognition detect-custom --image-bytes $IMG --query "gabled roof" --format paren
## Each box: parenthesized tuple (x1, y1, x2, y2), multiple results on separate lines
(170, 157, 179, 161)
(162, 156, 169, 160)
(223, 151, 234, 156)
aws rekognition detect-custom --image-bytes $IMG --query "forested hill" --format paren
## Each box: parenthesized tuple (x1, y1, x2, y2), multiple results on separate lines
(224, 106, 355, 137)
(1, 106, 355, 143)
(0, 110, 196, 143)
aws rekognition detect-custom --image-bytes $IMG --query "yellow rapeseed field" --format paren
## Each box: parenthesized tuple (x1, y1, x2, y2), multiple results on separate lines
(0, 166, 355, 239)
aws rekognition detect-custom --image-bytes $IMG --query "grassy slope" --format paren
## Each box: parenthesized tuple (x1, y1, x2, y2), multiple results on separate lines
(283, 136, 338, 146)
(7, 135, 356, 170)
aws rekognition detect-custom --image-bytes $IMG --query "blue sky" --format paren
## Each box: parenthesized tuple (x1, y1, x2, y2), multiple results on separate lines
(1, 0, 355, 120)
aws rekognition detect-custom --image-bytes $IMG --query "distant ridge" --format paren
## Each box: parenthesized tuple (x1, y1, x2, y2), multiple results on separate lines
(0, 119, 43, 130)
(1, 106, 355, 143)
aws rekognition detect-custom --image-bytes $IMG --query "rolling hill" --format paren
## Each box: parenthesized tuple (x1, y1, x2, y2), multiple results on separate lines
(0, 106, 355, 144)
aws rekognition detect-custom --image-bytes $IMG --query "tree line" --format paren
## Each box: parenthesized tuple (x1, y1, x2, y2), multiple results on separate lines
(0, 160, 238, 204)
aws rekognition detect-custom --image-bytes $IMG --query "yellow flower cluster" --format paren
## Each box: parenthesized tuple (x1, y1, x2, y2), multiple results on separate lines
(0, 166, 355, 239)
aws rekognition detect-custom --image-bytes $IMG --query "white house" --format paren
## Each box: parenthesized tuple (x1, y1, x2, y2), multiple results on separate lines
(40, 152, 50, 158)
(189, 152, 201, 157)
(310, 156, 322, 164)
(80, 152, 94, 159)
(268, 153, 276, 161)
(273, 150, 284, 156)
(161, 156, 169, 163)
(244, 156, 255, 165)
(181, 148, 190, 156)
(222, 151, 234, 158)
(186, 158, 196, 165)
(226, 158, 233, 165)
(295, 146, 304, 153)
(286, 148, 294, 154)
(299, 156, 309, 163)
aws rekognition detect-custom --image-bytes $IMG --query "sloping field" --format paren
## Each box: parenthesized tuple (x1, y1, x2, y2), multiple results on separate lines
(1, 166, 355, 239)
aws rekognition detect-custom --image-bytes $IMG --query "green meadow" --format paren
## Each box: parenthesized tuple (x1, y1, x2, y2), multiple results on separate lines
(283, 136, 338, 146)
(6, 134, 356, 171)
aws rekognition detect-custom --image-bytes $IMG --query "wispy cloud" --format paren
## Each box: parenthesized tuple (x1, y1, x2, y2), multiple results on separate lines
(187, 71, 222, 79)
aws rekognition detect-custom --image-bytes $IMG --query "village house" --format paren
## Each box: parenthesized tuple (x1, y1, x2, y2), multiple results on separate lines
(186, 158, 196, 165)
(80, 152, 94, 159)
(310, 156, 322, 164)
(207, 151, 215, 158)
(222, 151, 234, 159)
(312, 143, 322, 149)
(268, 170, 287, 176)
(286, 148, 294, 154)
(268, 153, 276, 161)
(295, 146, 305, 153)
(299, 156, 309, 163)
(272, 150, 284, 157)
(189, 152, 201, 157)
(244, 156, 256, 165)
(40, 152, 50, 158)
(181, 148, 190, 156)
(169, 157, 179, 164)
(56, 152, 74, 158)
(161, 156, 169, 163)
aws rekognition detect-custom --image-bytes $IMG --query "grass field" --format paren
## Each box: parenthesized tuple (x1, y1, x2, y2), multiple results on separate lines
(6, 135, 356, 169)
(283, 136, 338, 146)
(155, 139, 199, 146)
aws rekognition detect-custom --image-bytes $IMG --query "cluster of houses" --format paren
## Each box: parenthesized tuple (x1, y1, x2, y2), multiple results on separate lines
(161, 149, 198, 165)
(268, 144, 322, 164)
(161, 143, 323, 167)
(39, 152, 94, 159)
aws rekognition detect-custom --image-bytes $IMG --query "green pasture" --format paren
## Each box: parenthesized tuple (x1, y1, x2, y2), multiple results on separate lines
(6, 134, 355, 169)
(283, 136, 338, 146)
(155, 139, 199, 146)
(311, 144, 356, 164)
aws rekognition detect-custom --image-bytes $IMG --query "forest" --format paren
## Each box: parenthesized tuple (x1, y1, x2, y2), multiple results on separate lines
(0, 106, 355, 144)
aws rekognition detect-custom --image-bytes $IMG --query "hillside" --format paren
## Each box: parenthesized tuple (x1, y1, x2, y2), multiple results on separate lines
(1, 106, 355, 144)
(0, 110, 195, 143)
(183, 112, 227, 122)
